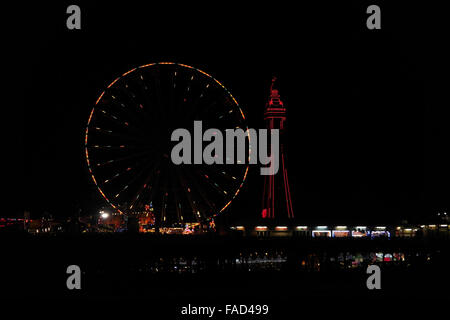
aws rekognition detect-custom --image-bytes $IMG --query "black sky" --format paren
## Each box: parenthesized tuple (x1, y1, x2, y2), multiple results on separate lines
(12, 1, 450, 223)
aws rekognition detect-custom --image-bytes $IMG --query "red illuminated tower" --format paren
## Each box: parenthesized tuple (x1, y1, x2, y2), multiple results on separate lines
(261, 77, 294, 219)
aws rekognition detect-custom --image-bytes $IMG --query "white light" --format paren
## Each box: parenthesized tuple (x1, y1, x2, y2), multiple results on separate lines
(312, 230, 331, 237)
(316, 226, 328, 229)
(351, 231, 367, 237)
(335, 226, 347, 230)
(101, 213, 109, 219)
(355, 226, 367, 229)
(275, 226, 288, 231)
(296, 226, 308, 230)
(375, 226, 386, 230)
(440, 224, 448, 227)
(332, 230, 349, 237)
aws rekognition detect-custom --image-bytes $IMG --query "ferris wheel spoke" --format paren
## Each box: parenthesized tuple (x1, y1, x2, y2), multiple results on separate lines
(180, 166, 218, 216)
(123, 157, 160, 190)
(216, 108, 236, 121)
(129, 178, 152, 210)
(128, 159, 162, 210)
(96, 108, 122, 122)
(195, 167, 232, 198)
(120, 84, 138, 102)
(151, 67, 168, 127)
(199, 165, 241, 186)
(95, 107, 143, 132)
(220, 169, 240, 182)
(186, 83, 216, 119)
(89, 128, 149, 145)
(133, 181, 156, 214)
(148, 164, 163, 222)
(130, 178, 154, 212)
(175, 166, 202, 222)
(119, 88, 149, 120)
(112, 183, 129, 201)
(134, 72, 164, 123)
(169, 167, 183, 223)
(136, 72, 149, 92)
(93, 149, 154, 167)
(88, 144, 145, 151)
(186, 99, 218, 123)
(112, 157, 160, 205)
(167, 70, 177, 120)
(209, 99, 239, 122)
(159, 166, 170, 224)
(88, 145, 154, 158)
(201, 163, 243, 183)
(173, 73, 196, 121)
(135, 72, 162, 122)
(101, 167, 131, 184)
(97, 155, 154, 185)
(107, 96, 149, 129)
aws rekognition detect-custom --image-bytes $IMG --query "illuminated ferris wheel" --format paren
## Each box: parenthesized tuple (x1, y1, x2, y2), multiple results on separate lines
(85, 62, 249, 225)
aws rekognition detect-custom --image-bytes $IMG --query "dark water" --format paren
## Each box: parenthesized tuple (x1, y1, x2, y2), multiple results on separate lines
(1, 233, 448, 317)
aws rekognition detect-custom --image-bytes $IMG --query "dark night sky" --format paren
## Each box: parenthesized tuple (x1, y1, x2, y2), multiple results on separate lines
(11, 1, 449, 223)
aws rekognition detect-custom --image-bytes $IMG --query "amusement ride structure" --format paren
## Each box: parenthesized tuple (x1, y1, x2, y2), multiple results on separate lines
(84, 63, 249, 229)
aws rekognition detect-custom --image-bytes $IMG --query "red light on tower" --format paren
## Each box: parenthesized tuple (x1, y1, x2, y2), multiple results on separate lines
(261, 77, 294, 219)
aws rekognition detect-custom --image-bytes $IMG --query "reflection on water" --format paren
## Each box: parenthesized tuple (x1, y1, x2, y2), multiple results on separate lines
(139, 250, 433, 274)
